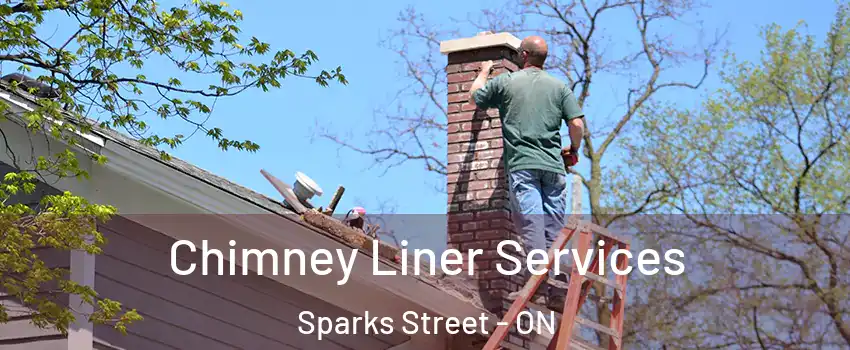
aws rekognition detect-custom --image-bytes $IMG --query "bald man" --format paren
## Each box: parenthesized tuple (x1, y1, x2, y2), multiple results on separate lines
(468, 35, 585, 312)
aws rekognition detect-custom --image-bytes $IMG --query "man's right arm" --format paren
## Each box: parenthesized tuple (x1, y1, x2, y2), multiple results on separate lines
(562, 86, 584, 154)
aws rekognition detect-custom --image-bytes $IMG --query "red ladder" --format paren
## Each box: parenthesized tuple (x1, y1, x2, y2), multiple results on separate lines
(482, 219, 631, 350)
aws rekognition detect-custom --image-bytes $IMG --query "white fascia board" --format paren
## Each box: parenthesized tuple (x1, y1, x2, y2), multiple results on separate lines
(0, 91, 105, 149)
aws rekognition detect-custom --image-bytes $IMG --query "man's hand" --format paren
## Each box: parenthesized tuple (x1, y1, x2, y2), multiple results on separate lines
(481, 60, 494, 73)
(469, 60, 495, 104)
(561, 147, 579, 167)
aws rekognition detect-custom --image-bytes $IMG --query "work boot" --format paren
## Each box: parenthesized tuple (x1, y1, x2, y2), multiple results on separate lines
(547, 294, 566, 313)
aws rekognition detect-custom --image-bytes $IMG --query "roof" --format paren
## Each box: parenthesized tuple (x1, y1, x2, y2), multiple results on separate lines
(0, 81, 494, 330)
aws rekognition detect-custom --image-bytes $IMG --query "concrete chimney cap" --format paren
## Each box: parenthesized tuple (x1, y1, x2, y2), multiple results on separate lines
(439, 32, 521, 55)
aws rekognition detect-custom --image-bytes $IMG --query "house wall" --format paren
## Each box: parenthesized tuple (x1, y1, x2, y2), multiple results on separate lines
(0, 247, 71, 350)
(0, 160, 410, 350)
(92, 216, 406, 350)
(0, 93, 482, 350)
(0, 162, 71, 349)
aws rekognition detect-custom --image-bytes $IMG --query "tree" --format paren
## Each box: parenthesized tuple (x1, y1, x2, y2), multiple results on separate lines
(320, 0, 718, 346)
(0, 0, 346, 335)
(626, 6, 850, 347)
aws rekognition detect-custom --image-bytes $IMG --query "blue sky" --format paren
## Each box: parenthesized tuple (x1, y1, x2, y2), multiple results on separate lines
(21, 0, 839, 251)
(159, 0, 834, 212)
(155, 0, 835, 248)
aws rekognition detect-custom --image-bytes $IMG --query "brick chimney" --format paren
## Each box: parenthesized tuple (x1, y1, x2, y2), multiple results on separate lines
(440, 33, 524, 317)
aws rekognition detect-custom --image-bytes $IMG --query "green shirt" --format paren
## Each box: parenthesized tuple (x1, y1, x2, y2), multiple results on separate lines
(472, 67, 584, 175)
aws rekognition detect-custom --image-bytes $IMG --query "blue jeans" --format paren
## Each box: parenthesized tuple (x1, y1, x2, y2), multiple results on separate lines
(507, 169, 568, 298)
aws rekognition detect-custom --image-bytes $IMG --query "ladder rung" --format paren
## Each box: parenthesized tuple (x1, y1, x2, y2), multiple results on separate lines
(574, 316, 621, 340)
(564, 219, 631, 245)
(546, 279, 610, 304)
(499, 341, 526, 350)
(571, 338, 607, 350)
(583, 272, 624, 294)
(547, 278, 570, 289)
(522, 304, 620, 342)
(525, 332, 606, 350)
(554, 264, 624, 295)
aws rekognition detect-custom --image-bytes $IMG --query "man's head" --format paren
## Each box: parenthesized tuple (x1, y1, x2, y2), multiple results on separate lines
(519, 36, 548, 68)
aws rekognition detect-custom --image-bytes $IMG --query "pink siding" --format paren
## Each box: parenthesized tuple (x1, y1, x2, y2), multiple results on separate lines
(0, 247, 70, 349)
(93, 216, 407, 350)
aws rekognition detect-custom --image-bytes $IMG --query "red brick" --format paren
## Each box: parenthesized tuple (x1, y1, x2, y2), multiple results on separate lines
(450, 191, 474, 203)
(447, 123, 460, 133)
(478, 129, 502, 140)
(475, 189, 507, 200)
(462, 241, 490, 251)
(475, 229, 503, 240)
(452, 141, 489, 154)
(489, 279, 508, 290)
(479, 249, 502, 259)
(462, 200, 490, 211)
(475, 149, 501, 160)
(448, 212, 474, 222)
(447, 112, 474, 123)
(467, 181, 489, 191)
(447, 72, 476, 83)
(477, 269, 502, 280)
(447, 83, 461, 93)
(490, 219, 512, 230)
(473, 258, 491, 270)
(447, 103, 460, 114)
(447, 132, 472, 144)
(489, 138, 503, 148)
(446, 64, 462, 74)
(463, 120, 490, 131)
(473, 169, 499, 180)
(449, 232, 474, 243)
(461, 102, 477, 111)
(448, 92, 470, 103)
(470, 160, 490, 171)
(461, 62, 483, 71)
(461, 221, 478, 231)
(491, 198, 510, 209)
(491, 118, 502, 128)
(500, 58, 519, 71)
(448, 223, 459, 232)
(447, 153, 468, 164)
(477, 209, 510, 220)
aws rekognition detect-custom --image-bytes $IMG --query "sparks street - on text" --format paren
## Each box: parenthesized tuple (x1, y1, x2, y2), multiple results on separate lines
(298, 310, 560, 340)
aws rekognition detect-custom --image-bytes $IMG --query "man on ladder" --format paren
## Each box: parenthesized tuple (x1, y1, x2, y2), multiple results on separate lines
(468, 35, 585, 313)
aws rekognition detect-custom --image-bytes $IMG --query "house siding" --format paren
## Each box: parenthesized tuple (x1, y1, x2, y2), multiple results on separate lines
(0, 247, 71, 350)
(0, 161, 71, 349)
(93, 216, 406, 350)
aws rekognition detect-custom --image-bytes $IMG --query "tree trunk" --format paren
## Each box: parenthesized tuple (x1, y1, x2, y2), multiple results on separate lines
(587, 156, 611, 347)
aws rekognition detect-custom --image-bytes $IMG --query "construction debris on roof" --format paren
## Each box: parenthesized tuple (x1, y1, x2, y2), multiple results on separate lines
(259, 169, 489, 311)
(260, 169, 400, 262)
